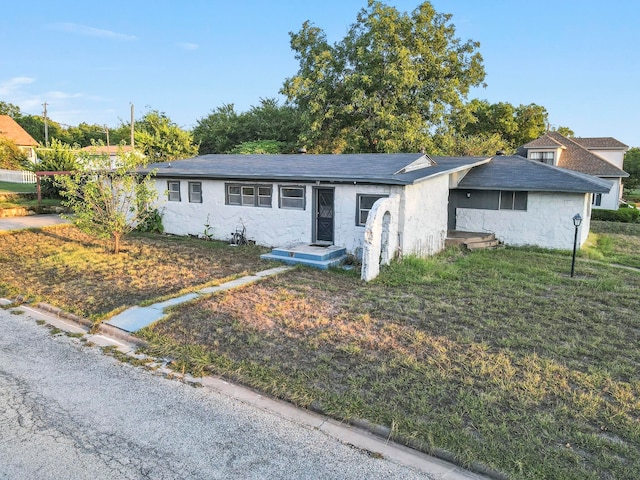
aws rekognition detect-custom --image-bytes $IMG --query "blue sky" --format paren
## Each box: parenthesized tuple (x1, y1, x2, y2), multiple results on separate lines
(2, 1, 639, 147)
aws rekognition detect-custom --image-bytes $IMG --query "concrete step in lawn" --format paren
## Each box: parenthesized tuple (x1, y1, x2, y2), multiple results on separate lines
(445, 231, 503, 251)
(261, 244, 347, 270)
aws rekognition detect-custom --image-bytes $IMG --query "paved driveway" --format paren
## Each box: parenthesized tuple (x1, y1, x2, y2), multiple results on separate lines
(0, 214, 70, 231)
(0, 307, 438, 480)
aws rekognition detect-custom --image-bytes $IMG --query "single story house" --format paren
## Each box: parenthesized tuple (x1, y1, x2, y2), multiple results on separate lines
(0, 114, 38, 162)
(143, 153, 610, 279)
(518, 132, 628, 210)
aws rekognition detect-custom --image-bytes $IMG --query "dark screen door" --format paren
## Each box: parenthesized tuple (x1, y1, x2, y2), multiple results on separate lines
(315, 188, 334, 242)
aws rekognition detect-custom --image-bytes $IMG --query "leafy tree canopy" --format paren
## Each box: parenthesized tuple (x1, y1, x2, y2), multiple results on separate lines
(0, 101, 22, 118)
(57, 149, 157, 254)
(134, 110, 198, 162)
(623, 147, 640, 191)
(282, 0, 485, 153)
(193, 98, 303, 154)
(552, 126, 574, 138)
(229, 140, 287, 154)
(458, 99, 548, 150)
(0, 137, 28, 170)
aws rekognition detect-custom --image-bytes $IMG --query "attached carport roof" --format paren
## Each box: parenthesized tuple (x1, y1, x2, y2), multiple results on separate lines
(456, 155, 612, 194)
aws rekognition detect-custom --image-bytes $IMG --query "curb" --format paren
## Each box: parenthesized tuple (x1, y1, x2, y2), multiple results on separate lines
(6, 297, 503, 479)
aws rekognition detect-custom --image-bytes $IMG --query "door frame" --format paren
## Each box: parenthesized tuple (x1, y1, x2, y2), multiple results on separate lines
(312, 186, 335, 244)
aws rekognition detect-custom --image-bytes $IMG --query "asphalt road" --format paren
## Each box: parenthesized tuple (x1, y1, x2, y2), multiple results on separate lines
(0, 308, 432, 480)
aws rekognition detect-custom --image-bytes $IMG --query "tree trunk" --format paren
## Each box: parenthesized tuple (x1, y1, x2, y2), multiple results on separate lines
(113, 233, 121, 254)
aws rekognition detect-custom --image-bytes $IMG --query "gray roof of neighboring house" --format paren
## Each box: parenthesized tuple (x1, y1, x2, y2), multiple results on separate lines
(143, 153, 491, 185)
(456, 155, 612, 194)
(520, 131, 628, 177)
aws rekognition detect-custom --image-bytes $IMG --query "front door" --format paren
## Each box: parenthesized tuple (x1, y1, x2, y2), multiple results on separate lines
(315, 188, 334, 243)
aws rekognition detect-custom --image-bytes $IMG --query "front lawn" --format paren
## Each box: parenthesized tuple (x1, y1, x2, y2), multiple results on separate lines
(0, 181, 36, 193)
(141, 242, 640, 479)
(1, 222, 638, 478)
(0, 226, 270, 320)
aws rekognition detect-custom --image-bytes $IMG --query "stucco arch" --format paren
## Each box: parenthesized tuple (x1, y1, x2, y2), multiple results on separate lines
(361, 194, 400, 281)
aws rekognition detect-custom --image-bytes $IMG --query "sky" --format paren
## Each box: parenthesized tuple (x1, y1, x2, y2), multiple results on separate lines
(2, 1, 639, 148)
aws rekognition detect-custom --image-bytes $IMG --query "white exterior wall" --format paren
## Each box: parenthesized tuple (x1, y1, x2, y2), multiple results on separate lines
(594, 178, 620, 210)
(154, 178, 400, 252)
(456, 192, 591, 249)
(399, 175, 450, 256)
(590, 149, 625, 169)
(331, 183, 400, 254)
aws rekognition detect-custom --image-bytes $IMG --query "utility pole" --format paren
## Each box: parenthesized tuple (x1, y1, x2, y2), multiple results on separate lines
(130, 103, 135, 148)
(105, 125, 110, 149)
(42, 102, 49, 146)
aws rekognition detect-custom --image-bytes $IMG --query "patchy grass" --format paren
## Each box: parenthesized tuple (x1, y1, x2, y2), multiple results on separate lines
(0, 225, 269, 320)
(0, 181, 36, 193)
(141, 244, 640, 479)
(585, 221, 640, 268)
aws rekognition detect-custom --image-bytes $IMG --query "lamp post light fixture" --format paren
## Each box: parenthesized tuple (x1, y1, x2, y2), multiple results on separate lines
(570, 213, 582, 278)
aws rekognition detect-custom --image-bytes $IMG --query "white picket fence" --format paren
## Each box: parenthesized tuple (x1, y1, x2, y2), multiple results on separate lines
(0, 169, 37, 184)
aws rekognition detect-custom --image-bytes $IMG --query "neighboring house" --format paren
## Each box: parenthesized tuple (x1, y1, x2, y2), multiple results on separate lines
(144, 153, 609, 279)
(0, 115, 38, 163)
(518, 131, 628, 210)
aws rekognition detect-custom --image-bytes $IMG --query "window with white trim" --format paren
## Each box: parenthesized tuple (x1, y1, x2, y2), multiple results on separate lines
(168, 181, 181, 202)
(357, 194, 388, 226)
(225, 184, 272, 207)
(188, 182, 202, 203)
(279, 186, 305, 210)
(530, 151, 554, 165)
(592, 193, 602, 206)
(499, 191, 527, 210)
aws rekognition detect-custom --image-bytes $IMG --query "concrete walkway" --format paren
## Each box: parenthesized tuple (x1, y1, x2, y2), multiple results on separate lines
(0, 213, 70, 231)
(106, 266, 293, 332)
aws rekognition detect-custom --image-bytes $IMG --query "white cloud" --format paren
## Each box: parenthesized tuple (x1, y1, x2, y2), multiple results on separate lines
(50, 22, 136, 41)
(0, 77, 35, 95)
(177, 42, 199, 51)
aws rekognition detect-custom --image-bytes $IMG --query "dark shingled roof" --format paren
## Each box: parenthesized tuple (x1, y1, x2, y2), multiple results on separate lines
(572, 137, 628, 149)
(521, 131, 628, 177)
(456, 155, 612, 194)
(144, 153, 490, 185)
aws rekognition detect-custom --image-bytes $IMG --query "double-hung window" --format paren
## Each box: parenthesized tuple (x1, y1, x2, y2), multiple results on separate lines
(357, 194, 387, 226)
(167, 181, 181, 202)
(188, 182, 202, 203)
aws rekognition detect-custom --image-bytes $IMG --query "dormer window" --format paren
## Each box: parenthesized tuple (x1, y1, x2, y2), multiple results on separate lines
(530, 151, 554, 165)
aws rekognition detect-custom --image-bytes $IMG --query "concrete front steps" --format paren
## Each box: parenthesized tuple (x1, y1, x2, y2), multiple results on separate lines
(445, 231, 503, 251)
(261, 244, 347, 270)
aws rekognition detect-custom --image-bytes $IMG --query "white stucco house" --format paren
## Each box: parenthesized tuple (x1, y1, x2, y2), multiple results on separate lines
(143, 152, 610, 279)
(0, 114, 38, 163)
(518, 132, 628, 210)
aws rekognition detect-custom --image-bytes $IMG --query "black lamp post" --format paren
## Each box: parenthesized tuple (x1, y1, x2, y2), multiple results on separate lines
(570, 213, 582, 277)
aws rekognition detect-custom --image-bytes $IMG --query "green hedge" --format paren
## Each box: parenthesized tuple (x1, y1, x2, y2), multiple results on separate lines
(591, 206, 640, 223)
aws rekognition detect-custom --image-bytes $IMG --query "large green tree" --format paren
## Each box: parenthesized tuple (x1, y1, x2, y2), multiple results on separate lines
(134, 110, 198, 161)
(623, 147, 640, 191)
(459, 99, 548, 150)
(193, 98, 303, 154)
(0, 101, 22, 118)
(57, 149, 157, 254)
(281, 0, 485, 153)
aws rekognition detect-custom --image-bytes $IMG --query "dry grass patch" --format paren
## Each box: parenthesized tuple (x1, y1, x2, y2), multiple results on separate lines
(0, 225, 269, 319)
(143, 245, 640, 479)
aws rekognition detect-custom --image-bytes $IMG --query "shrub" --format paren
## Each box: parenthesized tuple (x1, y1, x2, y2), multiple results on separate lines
(591, 207, 639, 223)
